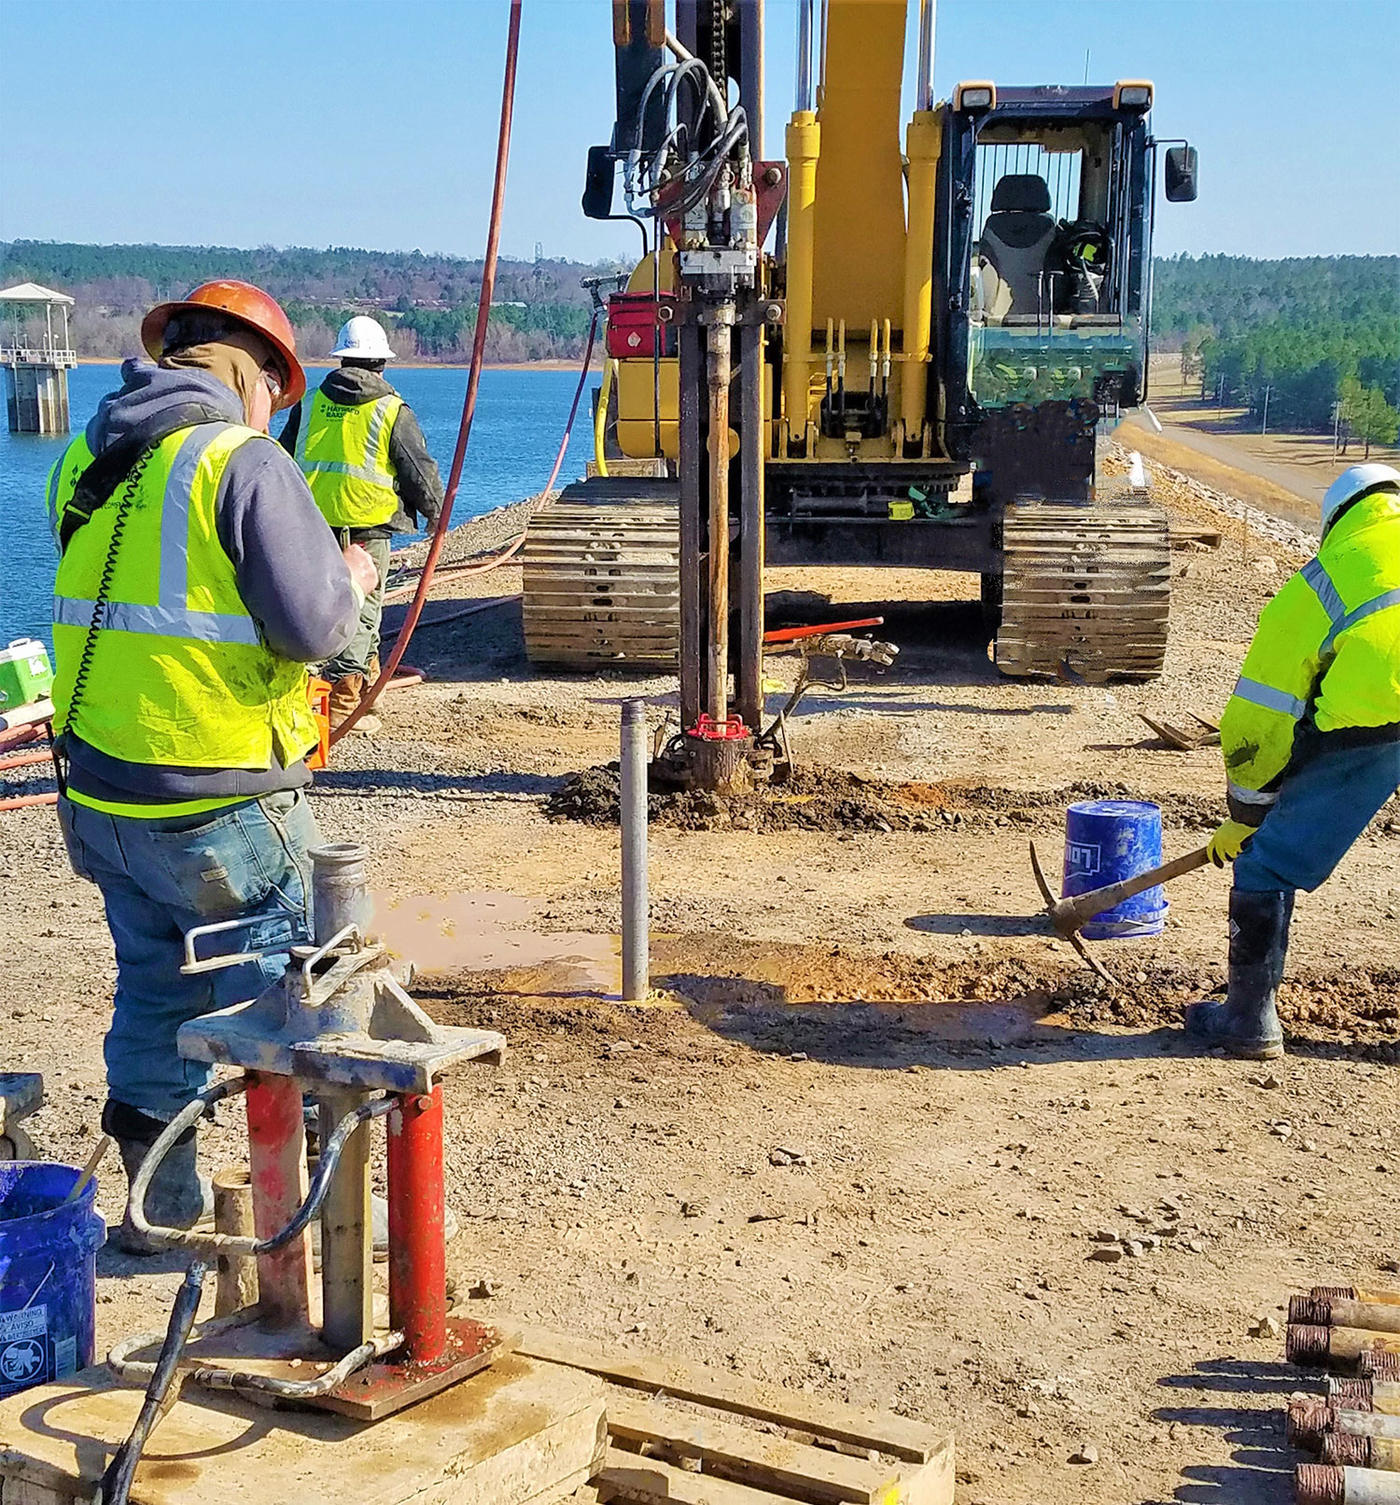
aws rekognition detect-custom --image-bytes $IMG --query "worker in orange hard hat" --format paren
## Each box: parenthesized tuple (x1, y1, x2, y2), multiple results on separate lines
(47, 279, 377, 1253)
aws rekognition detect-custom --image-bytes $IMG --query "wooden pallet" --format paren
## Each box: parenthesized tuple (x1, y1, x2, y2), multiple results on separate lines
(521, 1326, 954, 1505)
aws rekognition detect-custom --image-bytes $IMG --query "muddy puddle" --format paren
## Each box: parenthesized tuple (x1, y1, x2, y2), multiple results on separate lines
(546, 764, 1226, 835)
(374, 889, 618, 995)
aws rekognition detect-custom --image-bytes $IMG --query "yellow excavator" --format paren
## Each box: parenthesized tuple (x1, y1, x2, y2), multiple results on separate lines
(521, 0, 1198, 791)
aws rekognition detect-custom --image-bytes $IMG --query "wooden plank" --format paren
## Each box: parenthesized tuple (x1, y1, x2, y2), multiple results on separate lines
(595, 1445, 784, 1504)
(515, 1327, 941, 1465)
(0, 1354, 605, 1505)
(606, 1396, 899, 1505)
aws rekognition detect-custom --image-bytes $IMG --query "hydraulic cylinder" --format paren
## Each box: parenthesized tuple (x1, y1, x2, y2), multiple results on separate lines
(783, 111, 821, 452)
(900, 108, 940, 451)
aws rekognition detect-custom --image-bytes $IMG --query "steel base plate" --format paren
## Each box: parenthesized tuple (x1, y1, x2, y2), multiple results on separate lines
(314, 1317, 509, 1421)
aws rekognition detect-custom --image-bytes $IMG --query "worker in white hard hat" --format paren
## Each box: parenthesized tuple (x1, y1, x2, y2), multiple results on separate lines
(280, 316, 444, 733)
(1186, 462, 1400, 1059)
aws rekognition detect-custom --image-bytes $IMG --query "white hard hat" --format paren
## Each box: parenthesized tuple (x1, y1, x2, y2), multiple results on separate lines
(1321, 462, 1400, 531)
(329, 315, 397, 361)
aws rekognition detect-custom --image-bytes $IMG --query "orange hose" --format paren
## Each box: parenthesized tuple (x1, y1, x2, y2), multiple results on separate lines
(381, 530, 527, 605)
(332, 0, 524, 746)
(0, 792, 57, 811)
(0, 750, 52, 772)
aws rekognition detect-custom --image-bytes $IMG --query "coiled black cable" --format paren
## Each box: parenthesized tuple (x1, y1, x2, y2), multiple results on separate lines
(61, 445, 153, 749)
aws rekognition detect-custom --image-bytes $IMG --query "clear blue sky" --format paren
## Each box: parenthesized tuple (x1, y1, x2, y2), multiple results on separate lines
(3, 0, 1397, 262)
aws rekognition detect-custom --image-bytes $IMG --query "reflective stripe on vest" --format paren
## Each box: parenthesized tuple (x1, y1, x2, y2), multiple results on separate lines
(294, 389, 402, 526)
(46, 433, 94, 552)
(1230, 675, 1307, 721)
(1301, 554, 1400, 657)
(51, 423, 317, 771)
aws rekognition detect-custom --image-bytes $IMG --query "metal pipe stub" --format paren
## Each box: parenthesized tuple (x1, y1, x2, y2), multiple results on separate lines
(1322, 1432, 1400, 1469)
(310, 842, 373, 946)
(1312, 1287, 1400, 1309)
(1291, 1403, 1400, 1452)
(1295, 1297, 1400, 1336)
(1297, 1462, 1400, 1503)
(1291, 1325, 1400, 1370)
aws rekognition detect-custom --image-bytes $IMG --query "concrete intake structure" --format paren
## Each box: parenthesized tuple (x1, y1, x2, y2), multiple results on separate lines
(1, 282, 76, 434)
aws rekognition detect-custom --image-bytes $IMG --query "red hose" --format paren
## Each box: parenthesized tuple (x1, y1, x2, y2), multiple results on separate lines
(332, 0, 524, 746)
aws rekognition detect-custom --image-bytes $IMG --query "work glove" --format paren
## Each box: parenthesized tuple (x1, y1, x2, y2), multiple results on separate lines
(1207, 819, 1257, 867)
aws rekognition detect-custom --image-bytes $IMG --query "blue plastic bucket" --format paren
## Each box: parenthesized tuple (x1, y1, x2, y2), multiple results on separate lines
(1061, 799, 1168, 939)
(0, 1161, 106, 1399)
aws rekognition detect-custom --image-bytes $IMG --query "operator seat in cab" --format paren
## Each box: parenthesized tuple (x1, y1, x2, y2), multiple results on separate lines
(977, 173, 1058, 322)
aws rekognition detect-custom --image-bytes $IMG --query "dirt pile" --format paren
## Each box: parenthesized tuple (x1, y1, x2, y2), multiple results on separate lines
(546, 764, 1224, 834)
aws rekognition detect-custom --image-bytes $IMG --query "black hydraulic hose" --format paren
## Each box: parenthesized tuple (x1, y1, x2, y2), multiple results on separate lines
(128, 1077, 393, 1256)
(257, 1094, 394, 1255)
(96, 1261, 208, 1505)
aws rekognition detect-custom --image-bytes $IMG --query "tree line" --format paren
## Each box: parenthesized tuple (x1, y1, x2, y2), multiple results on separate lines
(5, 243, 1396, 446)
(1153, 254, 1399, 452)
(1, 239, 621, 362)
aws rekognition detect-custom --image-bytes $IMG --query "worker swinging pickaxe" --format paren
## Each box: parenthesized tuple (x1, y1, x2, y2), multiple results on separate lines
(1028, 840, 1212, 983)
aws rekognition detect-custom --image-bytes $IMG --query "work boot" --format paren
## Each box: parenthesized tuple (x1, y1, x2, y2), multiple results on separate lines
(328, 674, 381, 736)
(367, 652, 382, 685)
(103, 1101, 214, 1257)
(1184, 888, 1293, 1060)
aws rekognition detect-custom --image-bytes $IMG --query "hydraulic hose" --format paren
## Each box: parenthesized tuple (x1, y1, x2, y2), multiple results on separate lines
(332, 0, 524, 745)
(594, 357, 616, 477)
(96, 1260, 208, 1505)
(127, 1077, 394, 1257)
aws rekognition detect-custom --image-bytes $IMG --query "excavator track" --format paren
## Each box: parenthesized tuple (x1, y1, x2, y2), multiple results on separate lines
(994, 500, 1171, 682)
(521, 477, 681, 668)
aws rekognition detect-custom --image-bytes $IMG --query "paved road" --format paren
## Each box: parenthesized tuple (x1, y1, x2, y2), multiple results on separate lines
(1150, 417, 1329, 508)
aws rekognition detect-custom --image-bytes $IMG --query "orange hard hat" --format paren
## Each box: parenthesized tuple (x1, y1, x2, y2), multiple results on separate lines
(141, 279, 306, 409)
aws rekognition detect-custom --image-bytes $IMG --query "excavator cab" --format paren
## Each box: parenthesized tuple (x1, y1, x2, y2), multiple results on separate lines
(937, 82, 1166, 453)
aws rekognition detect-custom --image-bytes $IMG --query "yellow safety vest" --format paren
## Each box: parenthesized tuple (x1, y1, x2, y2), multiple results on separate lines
(294, 387, 404, 527)
(1220, 488, 1400, 814)
(50, 423, 319, 779)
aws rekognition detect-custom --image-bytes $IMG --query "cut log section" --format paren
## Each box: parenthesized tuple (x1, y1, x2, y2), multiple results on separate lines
(522, 477, 681, 669)
(995, 500, 1172, 682)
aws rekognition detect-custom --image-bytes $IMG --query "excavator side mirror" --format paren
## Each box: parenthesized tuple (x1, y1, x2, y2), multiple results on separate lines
(582, 146, 616, 220)
(1164, 145, 1198, 203)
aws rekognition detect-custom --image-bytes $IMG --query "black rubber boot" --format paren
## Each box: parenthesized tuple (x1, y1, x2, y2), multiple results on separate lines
(103, 1100, 213, 1256)
(1184, 888, 1293, 1060)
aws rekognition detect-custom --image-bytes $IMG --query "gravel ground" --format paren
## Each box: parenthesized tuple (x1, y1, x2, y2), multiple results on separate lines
(2, 443, 1396, 1505)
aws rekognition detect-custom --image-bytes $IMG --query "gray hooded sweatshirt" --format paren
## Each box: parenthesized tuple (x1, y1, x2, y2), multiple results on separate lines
(62, 360, 361, 806)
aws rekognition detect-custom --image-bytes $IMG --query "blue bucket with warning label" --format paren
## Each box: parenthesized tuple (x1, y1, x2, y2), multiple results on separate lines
(1061, 799, 1168, 939)
(0, 1162, 106, 1398)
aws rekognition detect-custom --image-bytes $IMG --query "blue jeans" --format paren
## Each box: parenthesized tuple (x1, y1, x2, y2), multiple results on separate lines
(58, 791, 320, 1117)
(1234, 737, 1400, 893)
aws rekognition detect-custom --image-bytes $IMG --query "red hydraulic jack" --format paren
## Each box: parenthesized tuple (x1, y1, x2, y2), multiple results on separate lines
(96, 845, 505, 1501)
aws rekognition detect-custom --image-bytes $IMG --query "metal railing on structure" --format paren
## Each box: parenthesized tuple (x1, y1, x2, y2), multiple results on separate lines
(1, 345, 78, 367)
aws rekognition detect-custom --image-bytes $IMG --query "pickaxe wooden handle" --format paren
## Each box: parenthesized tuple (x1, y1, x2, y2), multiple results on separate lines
(1031, 841, 1211, 937)
(1029, 841, 1212, 983)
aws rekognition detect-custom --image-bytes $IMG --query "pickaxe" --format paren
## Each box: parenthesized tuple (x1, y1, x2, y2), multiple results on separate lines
(1137, 712, 1221, 751)
(1029, 841, 1212, 983)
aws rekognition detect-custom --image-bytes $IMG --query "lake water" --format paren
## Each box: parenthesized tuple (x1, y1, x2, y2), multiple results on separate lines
(0, 364, 595, 649)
